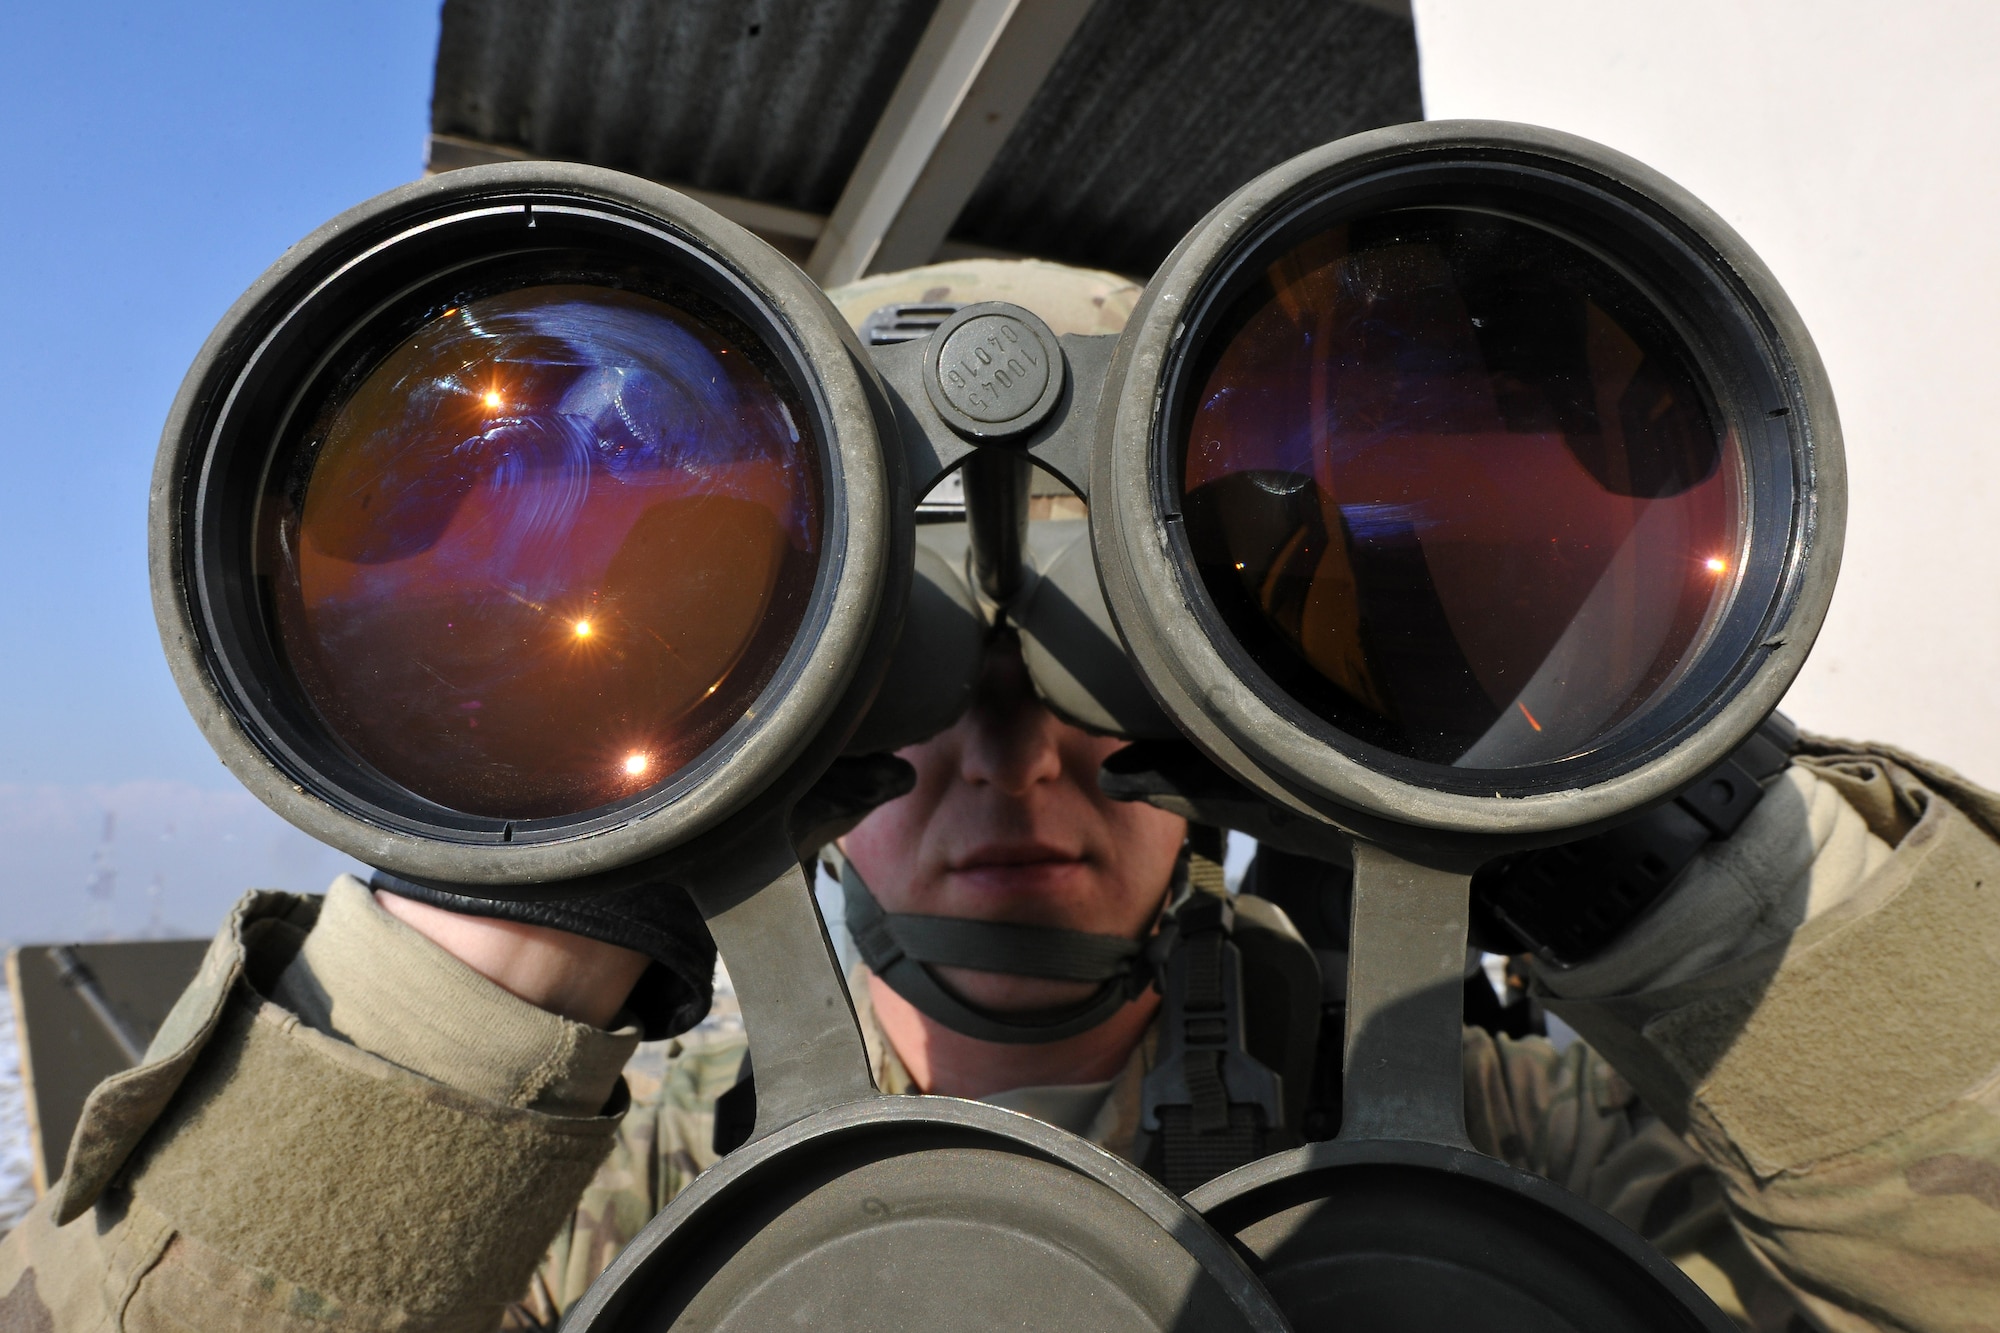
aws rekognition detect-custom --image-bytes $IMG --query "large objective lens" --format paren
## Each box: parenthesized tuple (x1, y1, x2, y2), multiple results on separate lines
(260, 284, 822, 819)
(1180, 209, 1744, 769)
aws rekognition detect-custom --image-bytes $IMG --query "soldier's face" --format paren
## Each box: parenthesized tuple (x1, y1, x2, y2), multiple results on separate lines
(841, 633, 1187, 1011)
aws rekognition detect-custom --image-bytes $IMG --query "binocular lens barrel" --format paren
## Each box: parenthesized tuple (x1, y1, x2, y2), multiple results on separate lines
(156, 129, 1836, 881)
(259, 283, 824, 819)
(1178, 206, 1745, 773)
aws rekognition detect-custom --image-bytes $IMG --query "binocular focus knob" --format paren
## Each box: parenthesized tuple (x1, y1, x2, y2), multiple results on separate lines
(923, 302, 1067, 440)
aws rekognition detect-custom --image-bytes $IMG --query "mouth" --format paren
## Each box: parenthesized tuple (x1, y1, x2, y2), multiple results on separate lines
(950, 841, 1084, 873)
(946, 842, 1090, 894)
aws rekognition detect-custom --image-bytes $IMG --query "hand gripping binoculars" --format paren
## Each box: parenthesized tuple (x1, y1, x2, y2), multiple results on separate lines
(152, 121, 1840, 1331)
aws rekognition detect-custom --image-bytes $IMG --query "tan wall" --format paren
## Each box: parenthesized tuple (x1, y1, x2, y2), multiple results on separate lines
(1413, 0, 2000, 784)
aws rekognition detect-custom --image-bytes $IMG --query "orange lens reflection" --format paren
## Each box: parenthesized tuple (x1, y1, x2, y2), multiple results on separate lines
(1181, 210, 1743, 768)
(263, 285, 821, 817)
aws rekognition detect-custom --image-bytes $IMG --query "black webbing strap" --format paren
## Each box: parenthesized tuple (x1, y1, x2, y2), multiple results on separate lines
(1141, 888, 1285, 1194)
(841, 860, 1152, 1045)
(1473, 711, 1800, 966)
(872, 910, 1142, 982)
(1157, 1105, 1265, 1189)
(1179, 932, 1231, 1133)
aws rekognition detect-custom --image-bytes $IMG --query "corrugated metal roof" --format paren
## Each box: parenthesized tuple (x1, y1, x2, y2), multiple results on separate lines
(432, 0, 944, 213)
(429, 0, 1420, 278)
(955, 0, 1422, 276)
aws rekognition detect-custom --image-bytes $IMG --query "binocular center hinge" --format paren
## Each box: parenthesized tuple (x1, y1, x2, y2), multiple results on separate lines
(922, 303, 1067, 442)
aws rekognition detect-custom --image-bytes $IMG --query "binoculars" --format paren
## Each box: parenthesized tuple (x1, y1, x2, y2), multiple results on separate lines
(151, 121, 1840, 1330)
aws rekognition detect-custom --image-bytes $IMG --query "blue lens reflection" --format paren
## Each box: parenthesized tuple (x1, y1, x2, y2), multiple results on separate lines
(265, 284, 823, 819)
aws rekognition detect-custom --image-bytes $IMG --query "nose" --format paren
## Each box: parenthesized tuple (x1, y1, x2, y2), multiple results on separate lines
(957, 636, 1064, 796)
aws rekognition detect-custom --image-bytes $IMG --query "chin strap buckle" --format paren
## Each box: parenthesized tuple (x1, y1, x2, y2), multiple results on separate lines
(1140, 893, 1285, 1194)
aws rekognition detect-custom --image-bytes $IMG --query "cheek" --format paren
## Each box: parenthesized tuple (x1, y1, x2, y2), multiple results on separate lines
(842, 733, 959, 906)
(1100, 797, 1188, 897)
(1067, 736, 1188, 927)
(1063, 735, 1179, 850)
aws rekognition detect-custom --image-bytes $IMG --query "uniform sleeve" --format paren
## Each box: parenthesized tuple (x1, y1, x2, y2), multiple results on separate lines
(0, 881, 640, 1333)
(1462, 1028, 1818, 1329)
(504, 1029, 749, 1330)
(1530, 744, 2000, 1333)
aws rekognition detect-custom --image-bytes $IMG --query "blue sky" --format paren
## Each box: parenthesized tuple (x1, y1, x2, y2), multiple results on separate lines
(0, 3, 441, 939)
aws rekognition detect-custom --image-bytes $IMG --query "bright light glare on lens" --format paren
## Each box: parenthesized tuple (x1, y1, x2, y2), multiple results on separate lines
(263, 284, 822, 818)
(1179, 209, 1745, 770)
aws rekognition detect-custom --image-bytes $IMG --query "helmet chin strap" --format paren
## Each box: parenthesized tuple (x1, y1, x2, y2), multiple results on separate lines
(838, 856, 1181, 1045)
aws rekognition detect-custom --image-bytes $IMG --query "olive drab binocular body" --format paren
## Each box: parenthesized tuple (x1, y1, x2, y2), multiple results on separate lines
(150, 122, 1842, 1331)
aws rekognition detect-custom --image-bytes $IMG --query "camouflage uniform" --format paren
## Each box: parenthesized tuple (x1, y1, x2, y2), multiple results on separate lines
(0, 888, 639, 1332)
(3, 732, 1998, 1333)
(499, 736, 2000, 1331)
(822, 257, 1142, 338)
(502, 963, 1795, 1328)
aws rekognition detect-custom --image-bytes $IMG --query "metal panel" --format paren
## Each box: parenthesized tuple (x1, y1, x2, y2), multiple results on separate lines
(432, 0, 944, 214)
(807, 0, 1095, 285)
(7, 940, 208, 1191)
(952, 0, 1423, 277)
(428, 0, 1420, 280)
